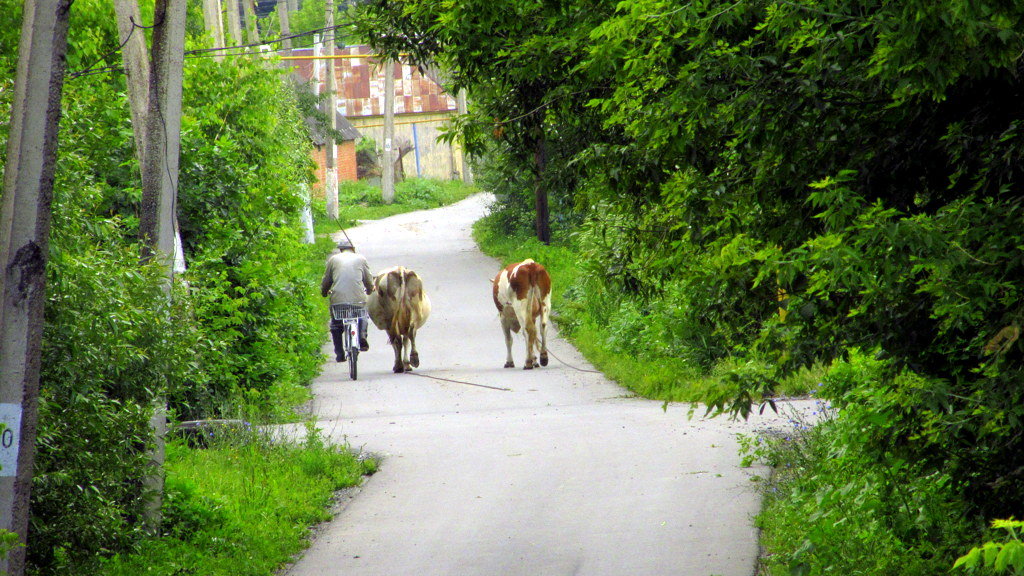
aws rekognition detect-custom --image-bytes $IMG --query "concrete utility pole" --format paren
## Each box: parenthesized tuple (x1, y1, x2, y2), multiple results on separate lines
(116, 0, 189, 530)
(242, 0, 259, 44)
(457, 89, 472, 184)
(0, 0, 72, 572)
(116, 0, 188, 273)
(324, 0, 339, 219)
(137, 0, 187, 532)
(276, 0, 292, 51)
(114, 0, 150, 165)
(381, 59, 396, 204)
(225, 0, 242, 47)
(201, 0, 225, 60)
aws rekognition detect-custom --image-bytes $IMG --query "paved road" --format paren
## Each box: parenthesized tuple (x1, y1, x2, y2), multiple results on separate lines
(283, 194, 803, 576)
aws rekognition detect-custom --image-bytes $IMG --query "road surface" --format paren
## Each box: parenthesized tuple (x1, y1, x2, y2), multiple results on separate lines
(283, 193, 804, 576)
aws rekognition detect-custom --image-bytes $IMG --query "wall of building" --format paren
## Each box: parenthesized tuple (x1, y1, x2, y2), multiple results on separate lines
(350, 112, 467, 182)
(287, 46, 467, 185)
(310, 140, 358, 198)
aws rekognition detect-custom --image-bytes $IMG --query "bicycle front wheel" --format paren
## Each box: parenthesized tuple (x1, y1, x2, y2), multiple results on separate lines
(348, 347, 358, 380)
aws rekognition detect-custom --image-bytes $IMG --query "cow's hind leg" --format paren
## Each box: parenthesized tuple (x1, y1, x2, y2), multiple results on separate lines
(501, 310, 517, 368)
(408, 328, 420, 369)
(523, 318, 537, 370)
(538, 314, 549, 367)
(391, 335, 405, 373)
(402, 335, 414, 372)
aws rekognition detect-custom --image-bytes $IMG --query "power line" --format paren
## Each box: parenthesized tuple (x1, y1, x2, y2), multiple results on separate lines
(67, 23, 351, 79)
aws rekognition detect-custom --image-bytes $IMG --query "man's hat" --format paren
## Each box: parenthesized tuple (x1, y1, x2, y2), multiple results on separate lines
(337, 238, 355, 250)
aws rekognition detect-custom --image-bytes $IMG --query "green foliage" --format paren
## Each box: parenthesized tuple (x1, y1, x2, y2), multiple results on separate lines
(160, 477, 228, 542)
(355, 137, 380, 179)
(28, 139, 195, 572)
(956, 520, 1024, 575)
(748, 359, 978, 575)
(169, 51, 324, 421)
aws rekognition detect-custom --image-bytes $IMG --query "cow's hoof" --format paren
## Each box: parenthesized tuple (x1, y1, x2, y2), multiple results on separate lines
(393, 365, 404, 373)
(523, 364, 534, 371)
(539, 354, 548, 367)
(410, 353, 420, 368)
(504, 361, 515, 369)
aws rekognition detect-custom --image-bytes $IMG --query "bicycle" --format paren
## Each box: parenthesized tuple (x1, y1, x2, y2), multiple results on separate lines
(330, 304, 369, 381)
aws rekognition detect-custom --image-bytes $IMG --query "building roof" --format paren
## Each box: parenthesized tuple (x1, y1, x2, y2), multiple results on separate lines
(286, 45, 458, 117)
(306, 112, 361, 145)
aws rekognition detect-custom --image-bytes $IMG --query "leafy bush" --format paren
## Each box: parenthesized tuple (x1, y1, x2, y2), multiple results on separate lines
(160, 478, 228, 542)
(355, 137, 380, 179)
(28, 141, 196, 572)
(395, 178, 442, 208)
(748, 358, 978, 576)
(362, 0, 1024, 572)
(956, 519, 1024, 575)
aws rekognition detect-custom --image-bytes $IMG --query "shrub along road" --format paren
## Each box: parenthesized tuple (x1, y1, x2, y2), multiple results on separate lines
(283, 194, 808, 576)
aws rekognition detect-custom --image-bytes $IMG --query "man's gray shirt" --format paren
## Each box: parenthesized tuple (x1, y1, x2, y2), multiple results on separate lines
(321, 250, 373, 306)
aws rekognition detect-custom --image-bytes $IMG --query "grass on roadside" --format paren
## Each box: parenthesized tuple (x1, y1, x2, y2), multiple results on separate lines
(314, 178, 479, 236)
(94, 425, 377, 576)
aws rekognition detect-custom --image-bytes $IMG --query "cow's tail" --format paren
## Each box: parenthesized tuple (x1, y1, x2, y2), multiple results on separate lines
(525, 278, 542, 336)
(391, 268, 410, 339)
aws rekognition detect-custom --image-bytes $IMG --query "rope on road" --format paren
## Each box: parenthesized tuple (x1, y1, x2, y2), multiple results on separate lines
(404, 371, 512, 392)
(546, 348, 602, 374)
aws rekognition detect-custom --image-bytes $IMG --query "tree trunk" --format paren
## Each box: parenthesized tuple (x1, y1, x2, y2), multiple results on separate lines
(394, 143, 413, 184)
(114, 0, 150, 164)
(457, 89, 472, 184)
(0, 0, 72, 572)
(242, 0, 259, 44)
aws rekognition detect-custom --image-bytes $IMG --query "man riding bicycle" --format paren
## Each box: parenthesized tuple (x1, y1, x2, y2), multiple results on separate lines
(321, 238, 374, 362)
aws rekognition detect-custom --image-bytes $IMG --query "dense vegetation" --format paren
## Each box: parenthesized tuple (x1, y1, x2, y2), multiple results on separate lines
(0, 1, 377, 573)
(357, 0, 1024, 572)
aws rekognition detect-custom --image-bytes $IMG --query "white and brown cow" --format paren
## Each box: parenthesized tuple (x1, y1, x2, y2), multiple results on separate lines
(492, 259, 551, 369)
(368, 266, 431, 373)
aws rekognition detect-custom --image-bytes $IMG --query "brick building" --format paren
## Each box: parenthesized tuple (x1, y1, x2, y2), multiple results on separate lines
(287, 45, 466, 193)
(307, 114, 361, 188)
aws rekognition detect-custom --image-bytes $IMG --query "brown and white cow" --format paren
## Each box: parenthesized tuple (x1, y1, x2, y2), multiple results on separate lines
(492, 259, 551, 369)
(368, 266, 431, 373)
